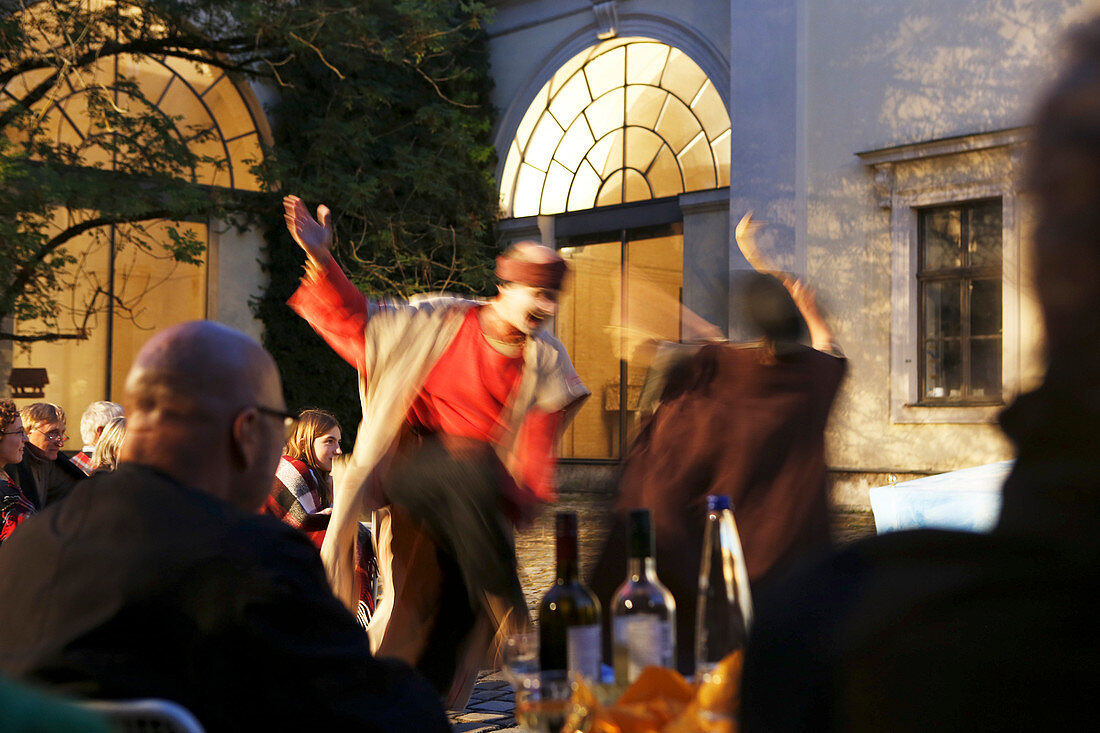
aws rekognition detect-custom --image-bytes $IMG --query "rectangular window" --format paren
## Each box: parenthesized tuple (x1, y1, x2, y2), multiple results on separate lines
(917, 199, 1002, 405)
(556, 222, 683, 460)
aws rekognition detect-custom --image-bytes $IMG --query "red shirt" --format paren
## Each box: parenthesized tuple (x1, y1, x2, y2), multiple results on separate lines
(288, 258, 562, 505)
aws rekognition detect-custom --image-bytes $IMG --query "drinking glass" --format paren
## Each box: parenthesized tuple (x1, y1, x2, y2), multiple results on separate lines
(514, 672, 592, 733)
(500, 632, 539, 688)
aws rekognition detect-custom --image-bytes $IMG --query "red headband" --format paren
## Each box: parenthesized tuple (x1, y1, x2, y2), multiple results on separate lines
(495, 254, 568, 290)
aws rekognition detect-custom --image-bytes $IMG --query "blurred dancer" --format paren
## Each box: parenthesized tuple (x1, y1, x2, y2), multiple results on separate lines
(283, 195, 589, 706)
(741, 17, 1100, 731)
(590, 269, 846, 675)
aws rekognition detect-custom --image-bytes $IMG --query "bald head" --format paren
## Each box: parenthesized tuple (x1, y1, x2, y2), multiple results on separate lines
(121, 321, 286, 511)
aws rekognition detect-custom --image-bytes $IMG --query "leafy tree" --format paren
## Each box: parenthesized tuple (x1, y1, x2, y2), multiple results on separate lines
(1, 0, 500, 433)
(0, 0, 323, 343)
(254, 0, 498, 430)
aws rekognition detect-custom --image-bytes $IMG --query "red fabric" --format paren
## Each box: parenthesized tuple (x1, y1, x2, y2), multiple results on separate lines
(287, 256, 369, 372)
(408, 309, 522, 441)
(288, 258, 562, 504)
(71, 451, 95, 476)
(1, 476, 35, 544)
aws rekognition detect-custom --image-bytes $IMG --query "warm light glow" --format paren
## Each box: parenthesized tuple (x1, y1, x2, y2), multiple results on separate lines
(502, 39, 730, 217)
(2, 0, 264, 191)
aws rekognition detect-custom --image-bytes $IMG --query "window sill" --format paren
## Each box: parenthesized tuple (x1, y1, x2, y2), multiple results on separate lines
(892, 401, 1003, 424)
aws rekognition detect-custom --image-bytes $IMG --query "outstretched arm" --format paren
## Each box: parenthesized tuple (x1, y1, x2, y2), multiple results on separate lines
(782, 277, 841, 355)
(283, 195, 369, 371)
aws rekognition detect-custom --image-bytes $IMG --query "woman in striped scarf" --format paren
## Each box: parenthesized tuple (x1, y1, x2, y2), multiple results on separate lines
(265, 409, 377, 624)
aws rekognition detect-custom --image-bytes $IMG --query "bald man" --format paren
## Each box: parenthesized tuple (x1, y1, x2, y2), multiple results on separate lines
(283, 195, 589, 706)
(0, 321, 448, 732)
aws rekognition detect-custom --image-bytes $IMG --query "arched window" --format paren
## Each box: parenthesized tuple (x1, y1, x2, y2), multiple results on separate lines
(5, 54, 264, 191)
(499, 38, 730, 218)
(3, 1, 268, 426)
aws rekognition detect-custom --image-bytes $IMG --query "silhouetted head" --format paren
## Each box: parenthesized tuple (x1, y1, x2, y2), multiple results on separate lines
(1028, 17, 1100, 377)
(120, 321, 287, 512)
(735, 272, 807, 348)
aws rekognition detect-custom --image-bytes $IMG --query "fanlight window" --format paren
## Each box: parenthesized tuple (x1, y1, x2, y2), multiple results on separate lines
(500, 38, 730, 217)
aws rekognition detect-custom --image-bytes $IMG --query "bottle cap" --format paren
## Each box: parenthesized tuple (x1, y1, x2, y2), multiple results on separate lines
(627, 508, 655, 558)
(707, 495, 731, 512)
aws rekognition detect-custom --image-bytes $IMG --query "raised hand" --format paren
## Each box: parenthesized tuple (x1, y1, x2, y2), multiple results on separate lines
(782, 276, 835, 352)
(283, 195, 333, 265)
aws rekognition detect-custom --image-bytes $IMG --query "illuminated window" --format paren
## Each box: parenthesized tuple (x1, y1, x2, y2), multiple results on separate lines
(2, 52, 264, 191)
(500, 39, 730, 217)
(3, 0, 264, 433)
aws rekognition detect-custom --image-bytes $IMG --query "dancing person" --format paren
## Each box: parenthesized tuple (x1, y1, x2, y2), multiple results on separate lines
(1, 399, 34, 545)
(0, 321, 449, 732)
(590, 271, 846, 675)
(740, 17, 1100, 732)
(73, 401, 124, 475)
(283, 194, 589, 706)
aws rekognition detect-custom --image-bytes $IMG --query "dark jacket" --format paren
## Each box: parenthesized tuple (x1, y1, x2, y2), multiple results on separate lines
(12, 444, 85, 509)
(0, 463, 448, 733)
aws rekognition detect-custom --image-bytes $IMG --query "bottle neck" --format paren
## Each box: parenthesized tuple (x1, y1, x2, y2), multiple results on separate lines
(555, 534, 579, 583)
(628, 556, 656, 582)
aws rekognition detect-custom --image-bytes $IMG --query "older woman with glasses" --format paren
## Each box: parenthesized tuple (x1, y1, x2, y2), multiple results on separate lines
(1, 399, 35, 544)
(14, 402, 86, 509)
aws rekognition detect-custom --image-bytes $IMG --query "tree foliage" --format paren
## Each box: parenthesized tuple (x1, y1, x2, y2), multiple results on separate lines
(0, 0, 338, 343)
(253, 0, 499, 429)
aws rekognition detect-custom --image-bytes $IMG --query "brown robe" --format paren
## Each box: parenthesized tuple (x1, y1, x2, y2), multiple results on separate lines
(589, 341, 846, 674)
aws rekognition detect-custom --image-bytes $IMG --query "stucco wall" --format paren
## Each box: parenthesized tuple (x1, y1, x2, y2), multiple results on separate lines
(800, 0, 1092, 506)
(488, 1, 1094, 509)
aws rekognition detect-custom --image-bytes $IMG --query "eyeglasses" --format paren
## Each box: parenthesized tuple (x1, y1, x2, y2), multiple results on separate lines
(35, 427, 68, 443)
(255, 406, 299, 442)
(1, 428, 27, 437)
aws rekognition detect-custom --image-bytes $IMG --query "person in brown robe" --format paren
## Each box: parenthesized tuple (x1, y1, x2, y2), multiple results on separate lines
(589, 271, 846, 675)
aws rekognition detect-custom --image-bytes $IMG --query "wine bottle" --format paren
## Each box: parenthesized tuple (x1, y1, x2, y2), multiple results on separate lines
(695, 494, 754, 683)
(611, 508, 676, 684)
(538, 511, 602, 681)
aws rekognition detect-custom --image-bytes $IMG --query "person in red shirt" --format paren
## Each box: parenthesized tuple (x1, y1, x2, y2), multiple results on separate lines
(283, 195, 589, 707)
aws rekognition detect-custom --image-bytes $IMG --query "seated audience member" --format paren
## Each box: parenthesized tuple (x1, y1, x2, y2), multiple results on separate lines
(73, 401, 124, 475)
(265, 409, 342, 541)
(265, 409, 377, 625)
(740, 18, 1100, 733)
(14, 402, 85, 507)
(89, 417, 126, 473)
(0, 321, 449, 732)
(1, 400, 34, 545)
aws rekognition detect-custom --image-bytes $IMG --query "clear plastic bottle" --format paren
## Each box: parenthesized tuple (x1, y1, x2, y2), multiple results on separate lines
(694, 494, 754, 683)
(538, 511, 602, 682)
(611, 508, 676, 684)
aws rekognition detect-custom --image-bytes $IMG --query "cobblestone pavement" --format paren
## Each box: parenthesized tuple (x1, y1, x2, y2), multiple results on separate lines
(448, 672, 518, 732)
